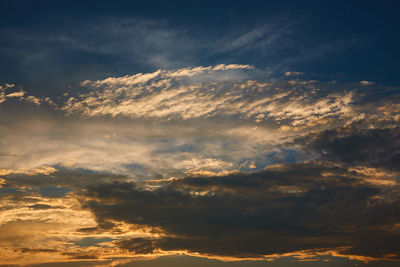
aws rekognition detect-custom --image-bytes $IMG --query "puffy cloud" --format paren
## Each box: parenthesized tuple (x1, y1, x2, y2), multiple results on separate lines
(81, 162, 400, 261)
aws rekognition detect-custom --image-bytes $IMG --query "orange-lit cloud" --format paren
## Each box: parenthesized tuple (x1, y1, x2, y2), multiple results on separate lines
(0, 65, 399, 266)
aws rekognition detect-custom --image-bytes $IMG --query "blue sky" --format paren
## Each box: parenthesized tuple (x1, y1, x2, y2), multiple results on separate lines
(1, 0, 400, 97)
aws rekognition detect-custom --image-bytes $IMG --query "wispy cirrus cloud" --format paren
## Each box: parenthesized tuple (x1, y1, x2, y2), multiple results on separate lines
(61, 65, 360, 129)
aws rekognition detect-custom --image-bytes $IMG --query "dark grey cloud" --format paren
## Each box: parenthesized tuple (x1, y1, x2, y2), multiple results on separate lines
(61, 252, 98, 260)
(297, 127, 400, 171)
(18, 248, 58, 254)
(81, 162, 400, 260)
(116, 238, 156, 255)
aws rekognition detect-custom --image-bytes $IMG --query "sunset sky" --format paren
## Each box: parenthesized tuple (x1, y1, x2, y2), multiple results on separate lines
(1, 1, 400, 266)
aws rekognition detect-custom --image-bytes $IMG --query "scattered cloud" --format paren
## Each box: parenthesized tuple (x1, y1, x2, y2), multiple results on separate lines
(61, 66, 363, 130)
(360, 81, 374, 85)
(0, 83, 56, 106)
(284, 71, 304, 77)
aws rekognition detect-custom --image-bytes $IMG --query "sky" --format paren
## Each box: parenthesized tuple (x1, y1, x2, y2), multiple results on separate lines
(0, 0, 400, 266)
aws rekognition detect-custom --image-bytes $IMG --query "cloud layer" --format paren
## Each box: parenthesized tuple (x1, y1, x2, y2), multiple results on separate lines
(81, 162, 400, 261)
(0, 65, 399, 265)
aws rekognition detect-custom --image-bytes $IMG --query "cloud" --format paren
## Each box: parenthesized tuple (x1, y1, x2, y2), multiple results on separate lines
(0, 173, 165, 265)
(80, 162, 400, 261)
(0, 102, 295, 178)
(284, 71, 303, 77)
(0, 83, 55, 106)
(297, 127, 400, 171)
(0, 166, 57, 176)
(61, 66, 361, 130)
(360, 81, 374, 85)
(0, 83, 22, 104)
(1, 65, 399, 265)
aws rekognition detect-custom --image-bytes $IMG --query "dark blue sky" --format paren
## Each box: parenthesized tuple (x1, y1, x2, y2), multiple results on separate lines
(1, 0, 399, 97)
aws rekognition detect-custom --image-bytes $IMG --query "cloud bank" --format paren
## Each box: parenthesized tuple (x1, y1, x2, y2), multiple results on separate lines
(81, 161, 400, 261)
(0, 64, 399, 265)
